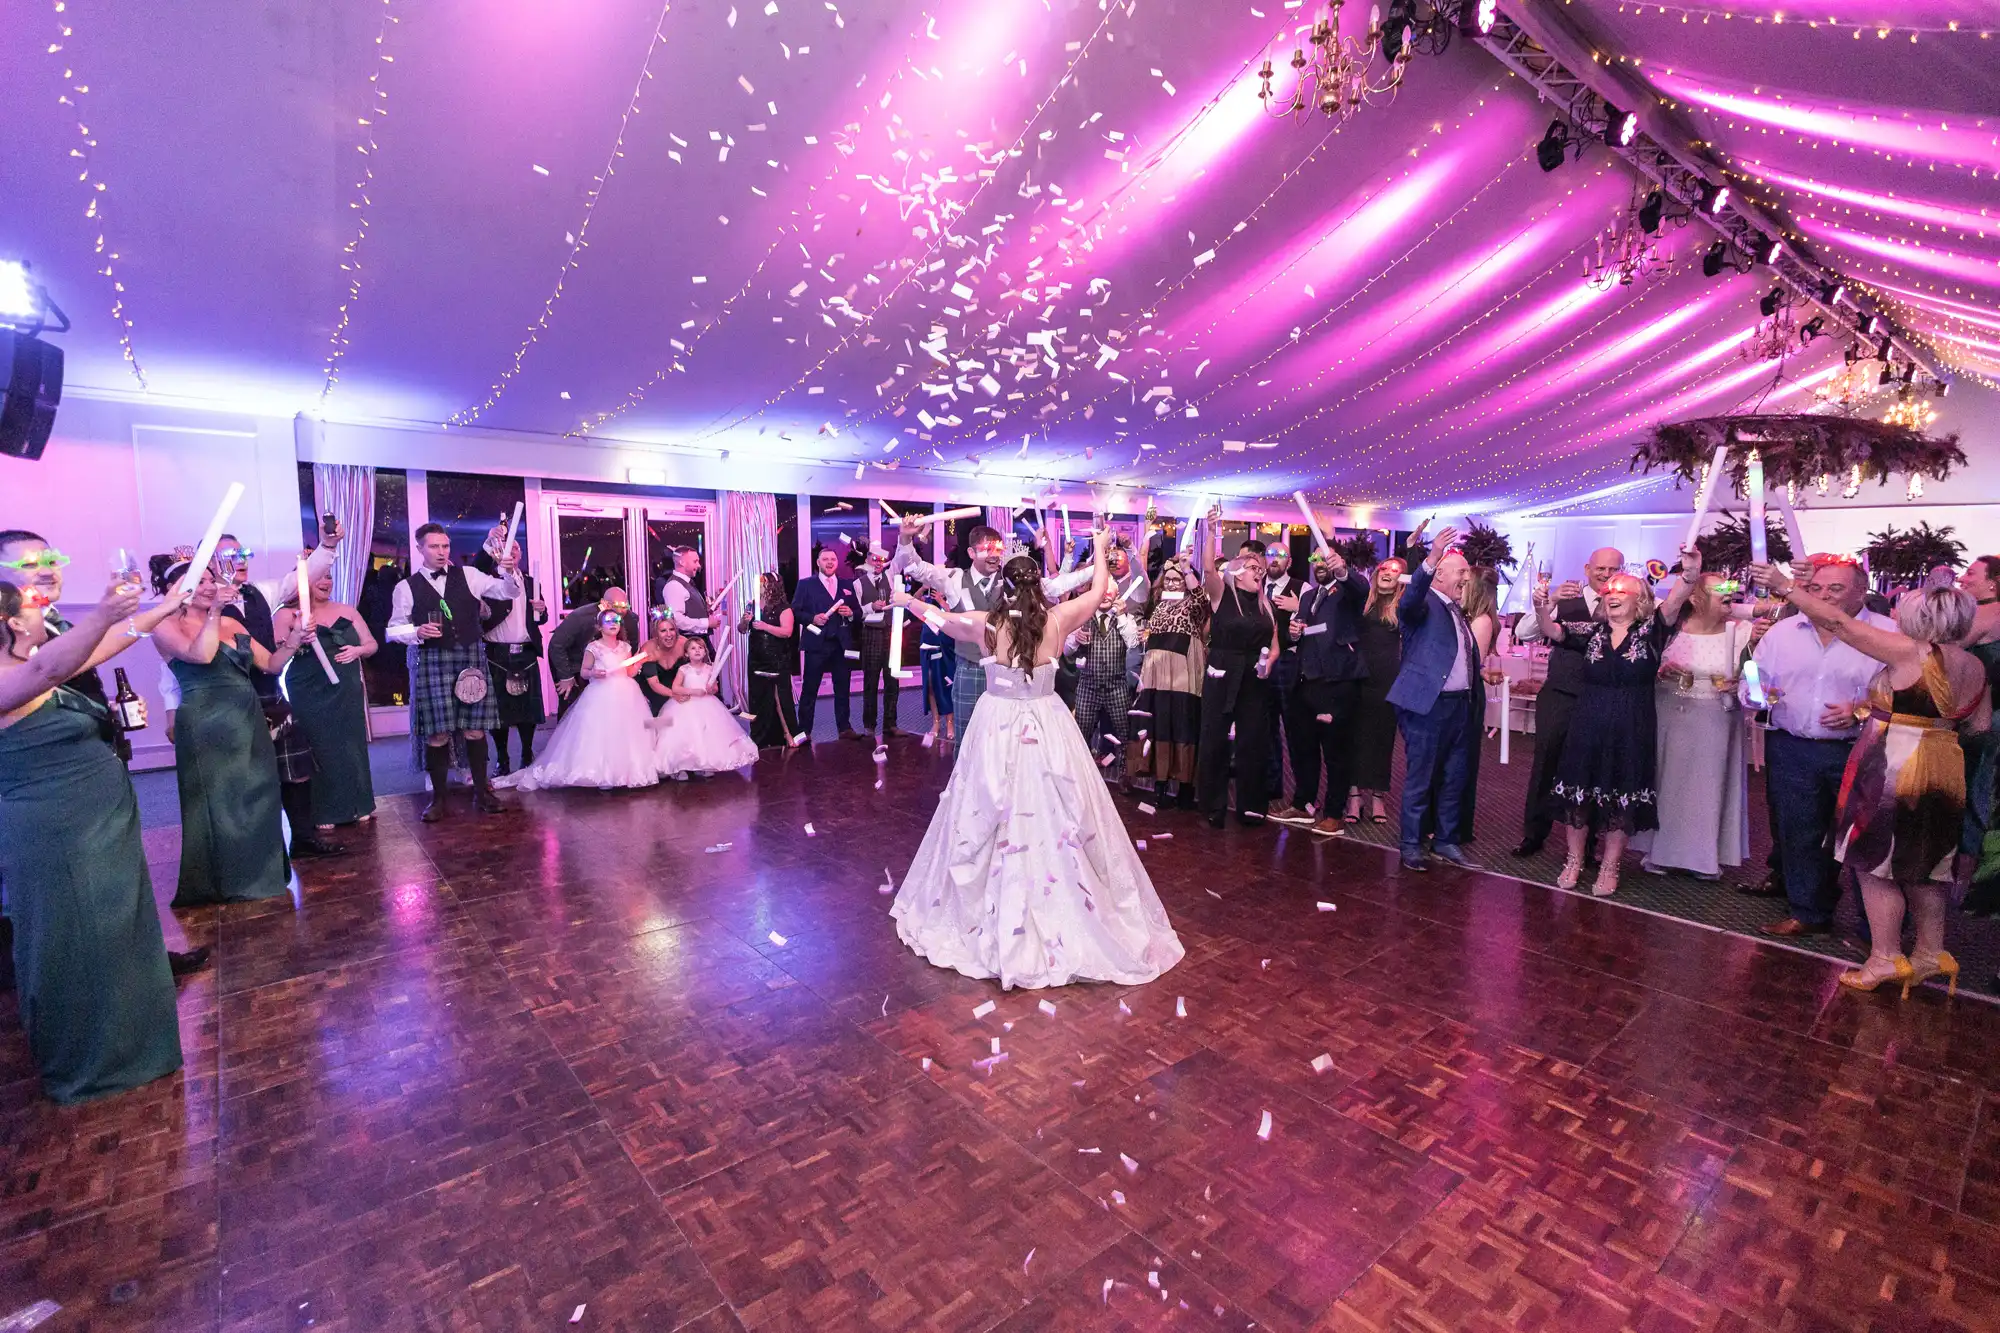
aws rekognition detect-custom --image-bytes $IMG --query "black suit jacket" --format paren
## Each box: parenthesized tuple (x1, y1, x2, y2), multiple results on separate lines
(1294, 569, 1370, 682)
(790, 574, 860, 660)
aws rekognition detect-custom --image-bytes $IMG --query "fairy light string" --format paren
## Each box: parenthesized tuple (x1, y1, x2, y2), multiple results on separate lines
(48, 0, 145, 388)
(449, 0, 675, 427)
(319, 0, 400, 406)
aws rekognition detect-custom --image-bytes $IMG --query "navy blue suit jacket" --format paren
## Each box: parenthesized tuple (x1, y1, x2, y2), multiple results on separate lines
(1384, 563, 1467, 715)
(790, 574, 860, 661)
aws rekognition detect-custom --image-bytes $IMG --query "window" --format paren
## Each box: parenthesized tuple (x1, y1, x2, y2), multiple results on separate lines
(774, 494, 800, 597)
(427, 471, 527, 565)
(806, 495, 869, 575)
(357, 470, 410, 708)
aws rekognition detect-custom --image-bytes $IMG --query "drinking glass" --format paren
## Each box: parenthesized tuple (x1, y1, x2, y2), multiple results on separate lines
(112, 548, 144, 637)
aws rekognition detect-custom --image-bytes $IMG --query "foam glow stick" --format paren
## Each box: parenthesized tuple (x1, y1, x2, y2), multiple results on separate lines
(177, 482, 246, 597)
(1060, 505, 1073, 548)
(929, 506, 986, 525)
(298, 556, 340, 684)
(1291, 491, 1331, 554)
(502, 500, 523, 561)
(1179, 496, 1212, 556)
(614, 651, 649, 670)
(1746, 451, 1768, 568)
(879, 498, 901, 522)
(1499, 674, 1511, 765)
(887, 574, 911, 679)
(1682, 444, 1730, 553)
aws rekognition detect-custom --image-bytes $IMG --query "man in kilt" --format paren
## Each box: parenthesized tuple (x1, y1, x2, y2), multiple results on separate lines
(1070, 585, 1139, 782)
(889, 516, 1092, 740)
(473, 526, 548, 776)
(387, 523, 522, 822)
(852, 543, 904, 741)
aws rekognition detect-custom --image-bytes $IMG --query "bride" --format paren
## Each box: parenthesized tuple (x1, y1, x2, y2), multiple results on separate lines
(498, 610, 664, 791)
(888, 522, 1183, 989)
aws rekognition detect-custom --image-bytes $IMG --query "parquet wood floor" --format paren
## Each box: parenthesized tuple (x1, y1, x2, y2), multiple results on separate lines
(3, 739, 1998, 1331)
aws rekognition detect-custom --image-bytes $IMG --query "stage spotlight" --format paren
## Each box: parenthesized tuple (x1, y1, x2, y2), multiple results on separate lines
(0, 262, 36, 324)
(1876, 335, 1893, 361)
(1818, 279, 1845, 306)
(1901, 362, 1917, 386)
(1476, 0, 1497, 33)
(1799, 316, 1826, 342)
(1844, 342, 1862, 365)
(1759, 287, 1783, 317)
(1758, 236, 1783, 264)
(1858, 313, 1879, 337)
(1602, 104, 1638, 147)
(1879, 362, 1897, 388)
(1637, 190, 1664, 233)
(1701, 239, 1730, 277)
(1696, 181, 1728, 214)
(1936, 378, 1951, 398)
(1536, 120, 1569, 172)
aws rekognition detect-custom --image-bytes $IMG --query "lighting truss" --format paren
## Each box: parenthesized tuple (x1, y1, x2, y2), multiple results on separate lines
(1467, 3, 1946, 389)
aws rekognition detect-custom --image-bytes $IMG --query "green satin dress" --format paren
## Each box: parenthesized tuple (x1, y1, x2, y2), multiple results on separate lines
(171, 634, 290, 905)
(0, 693, 183, 1103)
(637, 659, 681, 717)
(284, 618, 375, 825)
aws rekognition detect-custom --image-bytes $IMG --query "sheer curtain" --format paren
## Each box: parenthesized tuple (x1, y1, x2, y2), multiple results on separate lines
(312, 464, 375, 604)
(717, 491, 778, 707)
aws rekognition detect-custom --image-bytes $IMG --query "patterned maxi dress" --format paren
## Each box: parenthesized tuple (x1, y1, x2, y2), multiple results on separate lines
(1835, 647, 1989, 883)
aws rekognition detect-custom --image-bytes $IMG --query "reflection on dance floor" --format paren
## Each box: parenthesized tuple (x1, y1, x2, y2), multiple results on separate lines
(4, 739, 1999, 1331)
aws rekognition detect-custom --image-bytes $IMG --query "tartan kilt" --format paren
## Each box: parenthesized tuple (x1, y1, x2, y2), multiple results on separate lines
(485, 642, 547, 727)
(262, 700, 316, 785)
(408, 641, 499, 736)
(952, 656, 988, 736)
(859, 621, 893, 672)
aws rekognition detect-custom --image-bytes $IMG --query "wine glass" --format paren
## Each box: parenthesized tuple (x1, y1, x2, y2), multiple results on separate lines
(112, 548, 144, 637)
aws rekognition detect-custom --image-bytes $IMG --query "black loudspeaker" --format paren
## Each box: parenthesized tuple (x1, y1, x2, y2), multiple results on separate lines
(0, 330, 62, 461)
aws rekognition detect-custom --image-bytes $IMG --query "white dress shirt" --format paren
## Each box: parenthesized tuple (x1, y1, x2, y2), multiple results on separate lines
(1435, 589, 1473, 691)
(1745, 609, 1897, 739)
(890, 540, 1093, 609)
(659, 574, 713, 633)
(484, 581, 532, 645)
(1515, 585, 1599, 642)
(386, 564, 521, 644)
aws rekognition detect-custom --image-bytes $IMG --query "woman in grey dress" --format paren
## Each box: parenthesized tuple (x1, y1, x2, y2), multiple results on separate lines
(1640, 569, 1751, 878)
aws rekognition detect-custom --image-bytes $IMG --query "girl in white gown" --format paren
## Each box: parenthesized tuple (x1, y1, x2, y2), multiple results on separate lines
(887, 523, 1184, 990)
(497, 614, 663, 791)
(654, 638, 758, 776)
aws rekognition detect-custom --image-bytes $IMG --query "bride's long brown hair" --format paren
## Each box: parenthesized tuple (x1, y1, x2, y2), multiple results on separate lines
(987, 554, 1050, 672)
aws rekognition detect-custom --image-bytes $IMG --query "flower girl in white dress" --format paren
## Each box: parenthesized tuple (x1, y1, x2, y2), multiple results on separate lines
(886, 520, 1183, 990)
(654, 638, 758, 776)
(497, 613, 662, 790)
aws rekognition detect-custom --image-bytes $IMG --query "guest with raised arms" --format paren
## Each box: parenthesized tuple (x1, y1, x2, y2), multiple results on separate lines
(1513, 546, 1625, 857)
(1386, 526, 1480, 872)
(741, 571, 801, 749)
(473, 526, 548, 777)
(153, 555, 314, 903)
(0, 574, 191, 1103)
(1257, 539, 1306, 815)
(385, 523, 522, 821)
(1283, 544, 1370, 835)
(1346, 556, 1404, 825)
(1125, 556, 1209, 807)
(852, 543, 905, 741)
(1196, 517, 1280, 829)
(889, 512, 1093, 740)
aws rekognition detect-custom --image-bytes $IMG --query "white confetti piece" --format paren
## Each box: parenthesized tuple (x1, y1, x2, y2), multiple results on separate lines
(571, 1304, 586, 1324)
(1136, 801, 1156, 815)
(921, 1056, 932, 1070)
(973, 1000, 996, 1019)
(737, 74, 756, 94)
(1311, 1054, 1335, 1074)
(1175, 996, 1187, 1018)
(991, 1037, 1002, 1054)
(1103, 1279, 1115, 1304)
(1118, 999, 1132, 1015)
(703, 842, 733, 853)
(1257, 1110, 1273, 1140)
(1119, 1152, 1140, 1173)
(1316, 901, 1336, 912)
(1134, 839, 1147, 851)
(767, 931, 787, 946)
(1078, 1146, 1101, 1154)
(1110, 1190, 1126, 1206)
(532, 163, 549, 176)
(1023, 1248, 1035, 1273)
(804, 822, 816, 837)
(1038, 999, 1057, 1017)
(1205, 889, 1221, 899)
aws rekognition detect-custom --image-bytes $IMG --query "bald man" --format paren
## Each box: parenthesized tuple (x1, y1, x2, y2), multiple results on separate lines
(1512, 546, 1625, 857)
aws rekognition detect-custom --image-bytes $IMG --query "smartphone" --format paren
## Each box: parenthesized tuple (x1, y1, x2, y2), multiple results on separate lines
(320, 512, 338, 539)
(1741, 660, 1767, 707)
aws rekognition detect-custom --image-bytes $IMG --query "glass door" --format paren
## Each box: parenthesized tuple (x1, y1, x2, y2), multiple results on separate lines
(641, 498, 714, 612)
(547, 495, 631, 614)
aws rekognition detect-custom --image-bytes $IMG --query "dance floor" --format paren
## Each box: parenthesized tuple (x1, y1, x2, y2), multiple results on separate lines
(5, 740, 2000, 1332)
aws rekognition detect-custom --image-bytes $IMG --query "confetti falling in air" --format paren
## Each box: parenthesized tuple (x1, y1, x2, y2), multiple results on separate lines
(703, 842, 733, 853)
(1316, 901, 1337, 912)
(767, 931, 787, 946)
(570, 1305, 586, 1325)
(803, 822, 816, 836)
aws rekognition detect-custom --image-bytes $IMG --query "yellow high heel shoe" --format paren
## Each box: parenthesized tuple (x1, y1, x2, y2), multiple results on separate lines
(1907, 950, 1960, 997)
(1838, 954, 1914, 995)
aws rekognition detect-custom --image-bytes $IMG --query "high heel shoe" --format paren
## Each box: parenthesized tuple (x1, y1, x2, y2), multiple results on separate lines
(1907, 950, 1960, 997)
(1838, 953, 1915, 995)
(1555, 856, 1584, 890)
(1591, 865, 1620, 897)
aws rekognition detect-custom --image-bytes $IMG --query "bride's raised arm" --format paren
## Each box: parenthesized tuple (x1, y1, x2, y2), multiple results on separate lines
(1048, 521, 1111, 645)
